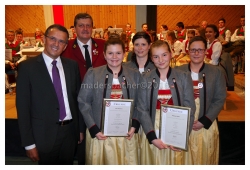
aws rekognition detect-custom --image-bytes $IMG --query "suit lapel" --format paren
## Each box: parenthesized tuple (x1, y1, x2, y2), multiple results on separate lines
(72, 39, 86, 64)
(36, 54, 58, 99)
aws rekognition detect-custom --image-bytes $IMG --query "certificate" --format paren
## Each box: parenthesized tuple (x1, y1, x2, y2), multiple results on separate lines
(102, 99, 134, 137)
(159, 105, 191, 150)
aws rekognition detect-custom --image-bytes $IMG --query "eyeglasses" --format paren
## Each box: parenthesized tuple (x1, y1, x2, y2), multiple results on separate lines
(189, 48, 206, 54)
(45, 35, 67, 45)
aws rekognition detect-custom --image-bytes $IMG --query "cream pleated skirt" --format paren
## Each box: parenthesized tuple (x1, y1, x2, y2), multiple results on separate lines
(187, 98, 220, 165)
(85, 130, 140, 165)
(140, 98, 219, 165)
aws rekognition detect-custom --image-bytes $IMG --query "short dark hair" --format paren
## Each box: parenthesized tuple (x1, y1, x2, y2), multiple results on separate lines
(44, 24, 69, 42)
(74, 13, 93, 27)
(206, 24, 219, 38)
(219, 18, 226, 23)
(189, 36, 207, 49)
(70, 26, 74, 29)
(176, 22, 184, 29)
(142, 23, 147, 28)
(161, 24, 168, 30)
(104, 38, 125, 53)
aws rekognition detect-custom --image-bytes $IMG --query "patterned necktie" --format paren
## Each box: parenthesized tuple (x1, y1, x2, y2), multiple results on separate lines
(52, 60, 66, 120)
(83, 45, 92, 69)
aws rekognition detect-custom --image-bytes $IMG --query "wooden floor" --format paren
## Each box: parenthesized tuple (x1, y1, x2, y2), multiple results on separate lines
(5, 89, 245, 121)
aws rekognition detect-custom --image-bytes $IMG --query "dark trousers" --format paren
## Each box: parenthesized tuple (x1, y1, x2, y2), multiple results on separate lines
(38, 122, 77, 165)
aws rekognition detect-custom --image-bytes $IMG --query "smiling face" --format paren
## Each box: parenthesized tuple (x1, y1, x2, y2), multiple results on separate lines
(133, 37, 151, 59)
(151, 43, 172, 70)
(75, 18, 92, 44)
(104, 44, 124, 70)
(205, 27, 217, 42)
(189, 40, 206, 65)
(43, 28, 68, 60)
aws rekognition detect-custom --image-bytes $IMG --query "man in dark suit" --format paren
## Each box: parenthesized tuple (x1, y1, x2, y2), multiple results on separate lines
(16, 24, 81, 165)
(61, 13, 107, 165)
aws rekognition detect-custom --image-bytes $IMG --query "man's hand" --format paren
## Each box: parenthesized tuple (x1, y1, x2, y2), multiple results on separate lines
(26, 147, 40, 162)
(78, 132, 84, 144)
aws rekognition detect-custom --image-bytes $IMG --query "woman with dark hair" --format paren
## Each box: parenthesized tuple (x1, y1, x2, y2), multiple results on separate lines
(158, 24, 168, 40)
(78, 38, 141, 164)
(195, 27, 206, 39)
(123, 31, 155, 74)
(205, 24, 222, 65)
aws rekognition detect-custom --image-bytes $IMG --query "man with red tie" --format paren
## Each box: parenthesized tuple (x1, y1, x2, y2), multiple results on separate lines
(61, 12, 107, 165)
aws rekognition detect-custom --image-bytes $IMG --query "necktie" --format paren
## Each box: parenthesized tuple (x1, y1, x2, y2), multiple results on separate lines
(83, 45, 92, 69)
(52, 60, 66, 120)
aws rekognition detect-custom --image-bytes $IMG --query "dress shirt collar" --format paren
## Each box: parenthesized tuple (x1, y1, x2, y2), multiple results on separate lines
(77, 38, 92, 47)
(42, 52, 62, 67)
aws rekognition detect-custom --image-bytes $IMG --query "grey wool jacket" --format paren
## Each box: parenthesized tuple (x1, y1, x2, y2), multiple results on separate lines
(78, 65, 141, 138)
(177, 63, 227, 129)
(136, 67, 196, 143)
(123, 57, 156, 73)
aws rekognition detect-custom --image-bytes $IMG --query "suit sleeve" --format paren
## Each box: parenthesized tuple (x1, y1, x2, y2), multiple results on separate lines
(16, 61, 35, 147)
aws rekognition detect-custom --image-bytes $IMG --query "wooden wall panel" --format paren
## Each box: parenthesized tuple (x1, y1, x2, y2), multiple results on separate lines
(5, 5, 244, 38)
(5, 5, 46, 37)
(156, 5, 245, 33)
(63, 5, 136, 31)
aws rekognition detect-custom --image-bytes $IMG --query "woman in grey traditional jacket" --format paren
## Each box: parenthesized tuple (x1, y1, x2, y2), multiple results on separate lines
(137, 40, 196, 164)
(78, 38, 141, 165)
(177, 36, 226, 164)
(123, 31, 155, 73)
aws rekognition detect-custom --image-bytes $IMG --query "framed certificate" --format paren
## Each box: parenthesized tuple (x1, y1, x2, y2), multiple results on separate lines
(159, 104, 191, 151)
(101, 99, 134, 137)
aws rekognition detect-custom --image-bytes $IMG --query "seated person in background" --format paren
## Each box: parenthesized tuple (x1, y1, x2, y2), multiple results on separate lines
(218, 18, 231, 49)
(142, 23, 149, 34)
(5, 29, 26, 69)
(103, 29, 110, 41)
(166, 30, 182, 59)
(176, 29, 195, 61)
(176, 22, 186, 42)
(35, 28, 43, 41)
(94, 32, 102, 39)
(224, 15, 245, 57)
(149, 30, 158, 43)
(70, 25, 77, 39)
(201, 20, 208, 29)
(205, 24, 222, 65)
(195, 27, 206, 39)
(16, 28, 29, 49)
(16, 28, 26, 44)
(158, 24, 168, 40)
(125, 23, 135, 52)
(35, 31, 44, 47)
